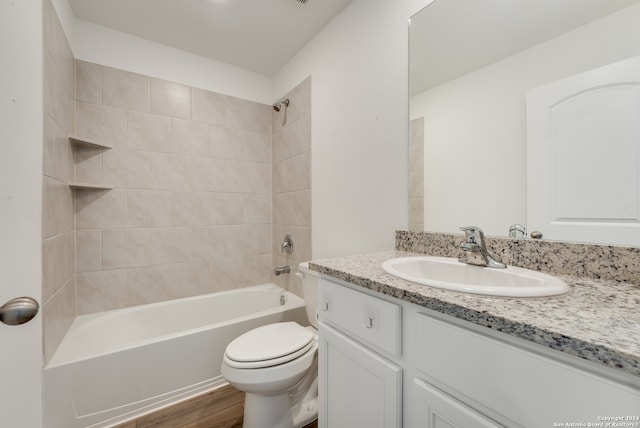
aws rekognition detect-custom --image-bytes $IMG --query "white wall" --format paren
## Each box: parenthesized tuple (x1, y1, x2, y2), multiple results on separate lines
(51, 1, 273, 104)
(274, 0, 429, 258)
(410, 2, 640, 237)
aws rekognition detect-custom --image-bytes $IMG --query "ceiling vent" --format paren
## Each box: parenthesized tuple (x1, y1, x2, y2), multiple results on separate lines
(295, 0, 309, 4)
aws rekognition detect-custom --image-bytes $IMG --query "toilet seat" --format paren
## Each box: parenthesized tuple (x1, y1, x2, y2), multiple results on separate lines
(224, 322, 315, 369)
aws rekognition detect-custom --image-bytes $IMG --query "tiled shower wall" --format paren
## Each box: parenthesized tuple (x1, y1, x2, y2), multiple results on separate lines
(42, 0, 76, 364)
(272, 78, 312, 296)
(41, 0, 312, 364)
(409, 117, 424, 231)
(74, 61, 274, 314)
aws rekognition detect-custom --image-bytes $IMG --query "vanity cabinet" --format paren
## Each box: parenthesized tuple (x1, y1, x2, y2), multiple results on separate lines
(318, 280, 402, 428)
(318, 277, 640, 428)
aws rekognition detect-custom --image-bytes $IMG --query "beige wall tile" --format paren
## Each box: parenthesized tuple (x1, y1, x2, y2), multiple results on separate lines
(210, 125, 243, 160)
(128, 111, 172, 152)
(192, 88, 227, 126)
(150, 153, 191, 190)
(173, 118, 210, 156)
(409, 169, 424, 198)
(102, 229, 151, 269)
(149, 227, 192, 264)
(44, 49, 74, 132)
(76, 101, 127, 147)
(151, 78, 191, 119)
(209, 257, 244, 290)
(242, 130, 272, 164)
(77, 269, 127, 314)
(102, 67, 150, 112)
(292, 190, 311, 227)
(126, 190, 173, 228)
(272, 77, 311, 132)
(244, 194, 271, 224)
(227, 97, 271, 133)
(243, 255, 272, 285)
(75, 60, 102, 104)
(252, 224, 272, 255)
(76, 189, 127, 230)
(42, 177, 74, 239)
(42, 232, 75, 301)
(281, 152, 311, 192)
(68, 63, 311, 316)
(42, 0, 74, 93)
(43, 113, 74, 182)
(192, 226, 230, 260)
(76, 230, 101, 273)
(271, 78, 312, 286)
(172, 192, 210, 226)
(74, 146, 104, 184)
(227, 161, 271, 194)
(43, 277, 75, 362)
(103, 148, 150, 189)
(191, 157, 228, 192)
(127, 261, 209, 305)
(43, 0, 77, 364)
(210, 193, 243, 225)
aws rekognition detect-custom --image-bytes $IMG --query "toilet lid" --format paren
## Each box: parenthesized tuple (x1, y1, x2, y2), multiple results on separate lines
(225, 322, 314, 364)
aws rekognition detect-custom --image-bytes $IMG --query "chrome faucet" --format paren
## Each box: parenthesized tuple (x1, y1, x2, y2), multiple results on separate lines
(458, 226, 506, 269)
(281, 234, 294, 254)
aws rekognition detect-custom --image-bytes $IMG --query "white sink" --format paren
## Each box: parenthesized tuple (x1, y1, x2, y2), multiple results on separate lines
(381, 256, 569, 297)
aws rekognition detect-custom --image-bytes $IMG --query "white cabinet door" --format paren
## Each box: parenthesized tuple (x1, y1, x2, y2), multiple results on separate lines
(318, 322, 401, 428)
(413, 379, 502, 428)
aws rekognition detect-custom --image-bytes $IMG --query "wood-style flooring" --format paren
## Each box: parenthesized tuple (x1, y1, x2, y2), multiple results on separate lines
(114, 384, 318, 428)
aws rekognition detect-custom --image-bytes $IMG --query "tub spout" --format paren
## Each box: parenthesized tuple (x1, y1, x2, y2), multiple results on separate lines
(275, 266, 291, 276)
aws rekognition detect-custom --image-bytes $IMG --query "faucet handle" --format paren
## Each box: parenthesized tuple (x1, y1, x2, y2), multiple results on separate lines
(459, 226, 485, 244)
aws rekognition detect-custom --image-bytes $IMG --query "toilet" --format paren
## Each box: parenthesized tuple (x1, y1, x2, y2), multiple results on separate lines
(221, 262, 319, 428)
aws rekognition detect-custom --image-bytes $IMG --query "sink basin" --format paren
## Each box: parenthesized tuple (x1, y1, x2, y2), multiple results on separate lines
(381, 256, 569, 297)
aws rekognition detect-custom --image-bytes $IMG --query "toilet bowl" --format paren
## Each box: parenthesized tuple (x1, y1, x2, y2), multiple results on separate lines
(221, 262, 319, 428)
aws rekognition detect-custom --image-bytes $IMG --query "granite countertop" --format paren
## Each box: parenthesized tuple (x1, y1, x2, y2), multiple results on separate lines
(309, 250, 640, 378)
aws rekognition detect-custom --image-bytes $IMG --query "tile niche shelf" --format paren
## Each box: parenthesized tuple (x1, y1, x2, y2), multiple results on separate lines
(67, 135, 113, 190)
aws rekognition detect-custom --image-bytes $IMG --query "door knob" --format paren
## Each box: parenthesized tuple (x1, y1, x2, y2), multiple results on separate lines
(0, 297, 39, 326)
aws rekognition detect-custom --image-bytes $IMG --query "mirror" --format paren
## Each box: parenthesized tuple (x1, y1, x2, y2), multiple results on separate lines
(409, 0, 640, 244)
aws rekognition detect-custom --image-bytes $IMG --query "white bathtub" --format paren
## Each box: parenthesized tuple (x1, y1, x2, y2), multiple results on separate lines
(43, 284, 308, 428)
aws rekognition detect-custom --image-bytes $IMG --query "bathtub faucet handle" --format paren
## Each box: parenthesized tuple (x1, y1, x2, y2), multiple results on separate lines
(281, 234, 294, 254)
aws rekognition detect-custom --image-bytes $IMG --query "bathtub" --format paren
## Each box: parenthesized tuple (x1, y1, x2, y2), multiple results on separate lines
(43, 284, 308, 428)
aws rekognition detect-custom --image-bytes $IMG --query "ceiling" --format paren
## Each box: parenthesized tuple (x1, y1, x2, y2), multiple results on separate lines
(68, 0, 353, 76)
(410, 0, 640, 95)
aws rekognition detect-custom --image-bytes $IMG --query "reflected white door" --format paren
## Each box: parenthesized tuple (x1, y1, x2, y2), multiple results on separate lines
(1, 1, 44, 427)
(527, 55, 640, 245)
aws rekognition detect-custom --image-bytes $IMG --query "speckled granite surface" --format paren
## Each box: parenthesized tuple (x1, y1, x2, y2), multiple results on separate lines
(397, 230, 640, 284)
(309, 245, 640, 378)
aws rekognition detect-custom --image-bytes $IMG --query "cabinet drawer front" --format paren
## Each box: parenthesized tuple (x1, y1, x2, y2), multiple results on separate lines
(414, 313, 640, 427)
(319, 279, 401, 357)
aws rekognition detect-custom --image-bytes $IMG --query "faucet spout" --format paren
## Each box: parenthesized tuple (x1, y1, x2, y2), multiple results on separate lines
(275, 266, 290, 276)
(458, 226, 506, 269)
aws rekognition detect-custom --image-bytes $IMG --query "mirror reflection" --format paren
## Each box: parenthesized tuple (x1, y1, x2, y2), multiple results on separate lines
(409, 0, 640, 245)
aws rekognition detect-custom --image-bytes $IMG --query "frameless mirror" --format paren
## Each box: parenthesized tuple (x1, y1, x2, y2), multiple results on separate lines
(409, 0, 640, 245)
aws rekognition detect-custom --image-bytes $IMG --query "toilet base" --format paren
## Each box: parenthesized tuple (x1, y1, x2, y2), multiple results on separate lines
(241, 372, 318, 428)
(243, 392, 293, 428)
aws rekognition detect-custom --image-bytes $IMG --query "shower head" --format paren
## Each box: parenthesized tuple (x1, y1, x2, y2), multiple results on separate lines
(273, 99, 290, 112)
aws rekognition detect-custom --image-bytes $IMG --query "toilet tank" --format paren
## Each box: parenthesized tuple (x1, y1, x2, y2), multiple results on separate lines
(297, 262, 319, 329)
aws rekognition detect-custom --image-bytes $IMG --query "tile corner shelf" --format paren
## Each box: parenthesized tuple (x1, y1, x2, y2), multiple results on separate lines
(68, 134, 113, 150)
(67, 135, 113, 190)
(68, 181, 114, 190)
